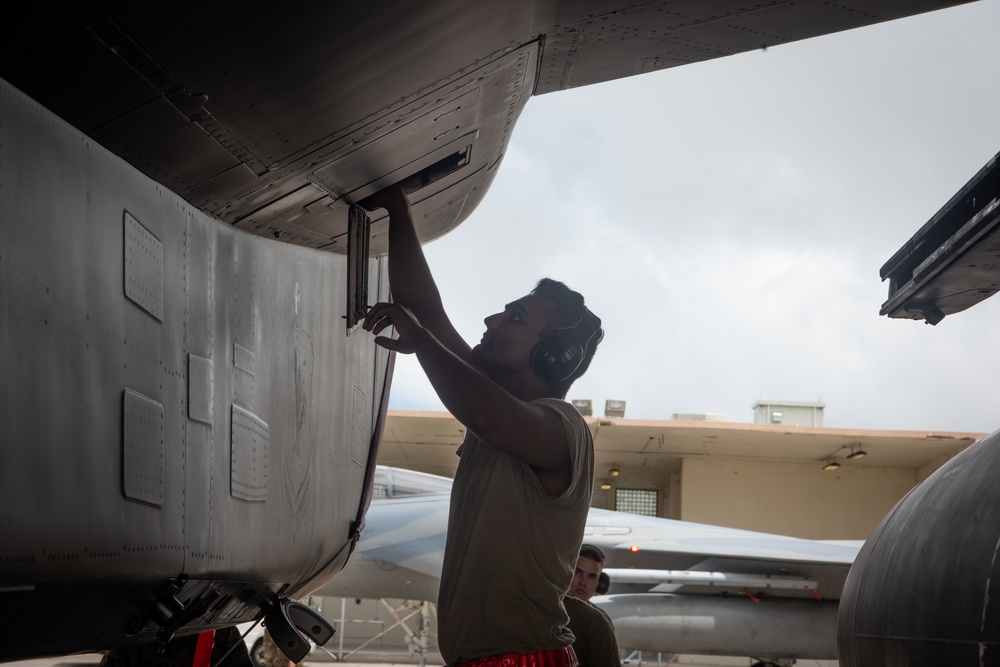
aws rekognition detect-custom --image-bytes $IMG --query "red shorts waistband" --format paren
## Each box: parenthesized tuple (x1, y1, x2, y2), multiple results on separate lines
(457, 646, 577, 667)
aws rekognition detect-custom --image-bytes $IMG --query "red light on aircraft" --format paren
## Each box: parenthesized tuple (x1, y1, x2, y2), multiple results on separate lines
(629, 545, 640, 553)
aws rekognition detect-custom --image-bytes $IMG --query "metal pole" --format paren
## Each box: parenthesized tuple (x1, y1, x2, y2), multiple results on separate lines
(338, 598, 346, 660)
(417, 601, 430, 667)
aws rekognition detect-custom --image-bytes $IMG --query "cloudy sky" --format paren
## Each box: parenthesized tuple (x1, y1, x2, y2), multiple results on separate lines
(386, 0, 1000, 434)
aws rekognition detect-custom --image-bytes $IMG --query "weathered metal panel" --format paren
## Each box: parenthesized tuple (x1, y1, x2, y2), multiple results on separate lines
(187, 353, 214, 426)
(122, 389, 165, 507)
(231, 404, 269, 502)
(123, 212, 164, 321)
(0, 77, 391, 657)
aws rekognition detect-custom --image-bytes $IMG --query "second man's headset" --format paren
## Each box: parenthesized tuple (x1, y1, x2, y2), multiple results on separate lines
(530, 309, 603, 385)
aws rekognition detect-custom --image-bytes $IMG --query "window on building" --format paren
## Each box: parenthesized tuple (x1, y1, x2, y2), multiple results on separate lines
(615, 488, 658, 517)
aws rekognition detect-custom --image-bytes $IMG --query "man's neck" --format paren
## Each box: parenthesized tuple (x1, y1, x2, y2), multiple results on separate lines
(491, 370, 557, 403)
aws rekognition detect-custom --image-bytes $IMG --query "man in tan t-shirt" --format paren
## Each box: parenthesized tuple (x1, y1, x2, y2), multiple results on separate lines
(363, 185, 603, 667)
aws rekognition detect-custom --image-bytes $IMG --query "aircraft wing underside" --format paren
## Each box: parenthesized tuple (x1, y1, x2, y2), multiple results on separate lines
(0, 1, 971, 256)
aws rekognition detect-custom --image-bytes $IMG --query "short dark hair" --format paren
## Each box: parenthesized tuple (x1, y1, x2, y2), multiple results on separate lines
(531, 278, 604, 395)
(579, 544, 606, 566)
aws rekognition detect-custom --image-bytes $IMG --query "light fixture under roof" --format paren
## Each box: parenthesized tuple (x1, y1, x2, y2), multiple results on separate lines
(846, 447, 868, 460)
(605, 400, 626, 418)
(600, 481, 612, 490)
(823, 460, 841, 471)
(609, 466, 620, 477)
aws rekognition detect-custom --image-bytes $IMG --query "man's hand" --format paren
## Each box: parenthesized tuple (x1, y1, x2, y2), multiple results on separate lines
(366, 183, 410, 218)
(362, 301, 425, 354)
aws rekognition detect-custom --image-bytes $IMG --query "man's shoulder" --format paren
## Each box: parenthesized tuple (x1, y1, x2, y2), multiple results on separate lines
(532, 396, 574, 410)
(564, 596, 607, 624)
(532, 398, 588, 428)
(587, 600, 614, 626)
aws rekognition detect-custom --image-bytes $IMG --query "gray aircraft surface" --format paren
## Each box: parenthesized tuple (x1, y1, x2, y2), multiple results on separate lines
(320, 466, 860, 663)
(879, 149, 1000, 325)
(0, 0, 983, 663)
(837, 150, 1000, 664)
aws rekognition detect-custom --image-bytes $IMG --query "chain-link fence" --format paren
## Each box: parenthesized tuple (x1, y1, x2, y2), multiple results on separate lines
(307, 597, 441, 664)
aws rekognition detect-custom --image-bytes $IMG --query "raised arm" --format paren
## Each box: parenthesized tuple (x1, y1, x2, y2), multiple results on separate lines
(366, 185, 472, 365)
(363, 301, 574, 495)
(363, 185, 583, 495)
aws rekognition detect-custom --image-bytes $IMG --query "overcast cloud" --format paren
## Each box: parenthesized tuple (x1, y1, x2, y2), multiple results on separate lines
(386, 0, 1000, 434)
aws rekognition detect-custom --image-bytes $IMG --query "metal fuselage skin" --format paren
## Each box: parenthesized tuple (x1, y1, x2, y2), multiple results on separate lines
(0, 81, 392, 660)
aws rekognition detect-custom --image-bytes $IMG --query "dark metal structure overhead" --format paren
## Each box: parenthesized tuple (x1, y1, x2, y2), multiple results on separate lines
(880, 150, 1000, 324)
(0, 1, 972, 256)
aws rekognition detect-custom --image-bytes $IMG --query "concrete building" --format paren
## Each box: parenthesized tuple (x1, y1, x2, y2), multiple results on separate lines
(377, 408, 984, 541)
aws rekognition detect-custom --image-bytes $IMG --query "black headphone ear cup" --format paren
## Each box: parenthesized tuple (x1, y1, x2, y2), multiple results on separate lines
(596, 571, 610, 596)
(531, 333, 584, 384)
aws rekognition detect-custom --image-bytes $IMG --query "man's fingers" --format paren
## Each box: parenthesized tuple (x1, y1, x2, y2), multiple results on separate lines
(370, 316, 395, 337)
(374, 335, 415, 355)
(362, 302, 394, 330)
(363, 301, 417, 355)
(373, 336, 398, 351)
(368, 184, 407, 212)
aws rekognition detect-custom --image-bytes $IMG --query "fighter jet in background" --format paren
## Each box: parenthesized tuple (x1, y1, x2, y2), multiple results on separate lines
(321, 467, 860, 663)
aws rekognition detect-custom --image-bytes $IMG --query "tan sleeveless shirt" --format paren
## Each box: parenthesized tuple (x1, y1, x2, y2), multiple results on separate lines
(437, 398, 594, 666)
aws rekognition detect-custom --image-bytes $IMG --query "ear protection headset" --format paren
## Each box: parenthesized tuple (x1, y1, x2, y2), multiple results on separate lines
(596, 571, 611, 595)
(530, 309, 602, 385)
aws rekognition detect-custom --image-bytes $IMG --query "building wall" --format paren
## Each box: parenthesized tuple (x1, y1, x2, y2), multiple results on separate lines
(598, 468, 676, 517)
(679, 457, 917, 540)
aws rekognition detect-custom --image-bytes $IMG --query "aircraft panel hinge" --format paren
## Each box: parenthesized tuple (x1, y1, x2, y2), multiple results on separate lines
(264, 598, 336, 663)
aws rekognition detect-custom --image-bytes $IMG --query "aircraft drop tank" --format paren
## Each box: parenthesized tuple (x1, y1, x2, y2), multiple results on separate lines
(837, 428, 1000, 665)
(595, 594, 839, 660)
